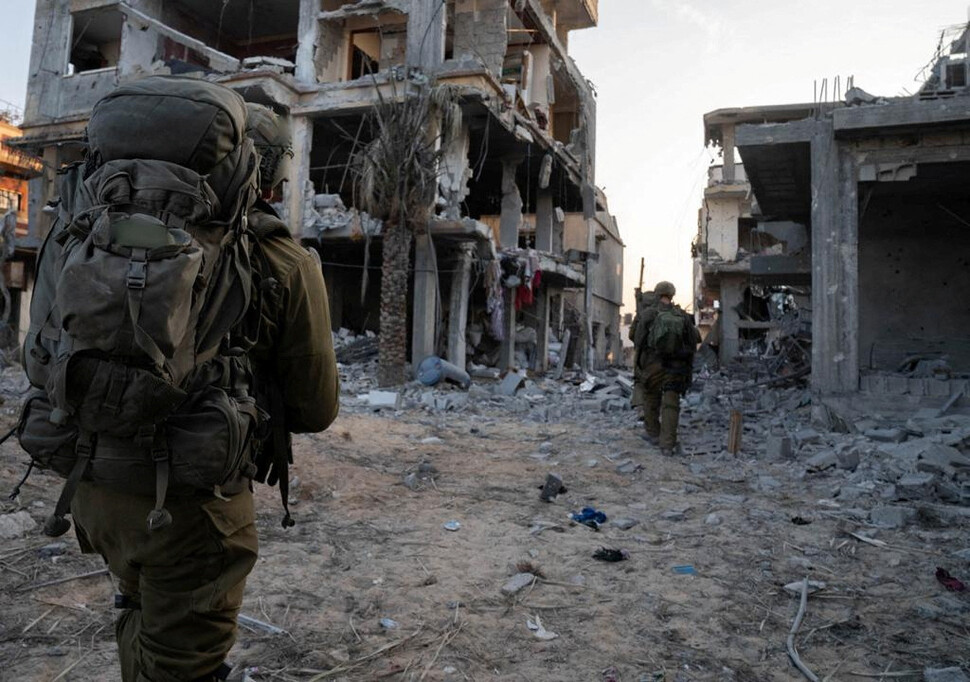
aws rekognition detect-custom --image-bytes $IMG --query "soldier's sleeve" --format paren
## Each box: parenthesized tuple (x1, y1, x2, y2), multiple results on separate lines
(275, 249, 340, 433)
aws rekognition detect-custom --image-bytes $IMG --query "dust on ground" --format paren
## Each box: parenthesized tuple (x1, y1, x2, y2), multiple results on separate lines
(0, 365, 968, 682)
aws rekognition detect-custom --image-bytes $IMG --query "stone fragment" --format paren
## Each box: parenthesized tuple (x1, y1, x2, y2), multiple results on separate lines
(661, 509, 687, 522)
(612, 518, 638, 530)
(539, 473, 564, 502)
(704, 513, 722, 526)
(783, 580, 826, 595)
(615, 460, 642, 475)
(923, 668, 969, 682)
(497, 372, 526, 396)
(0, 511, 37, 540)
(501, 572, 535, 596)
(869, 505, 917, 529)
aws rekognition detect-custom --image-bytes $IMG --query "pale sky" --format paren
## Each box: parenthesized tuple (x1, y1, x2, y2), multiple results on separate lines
(2, 0, 968, 312)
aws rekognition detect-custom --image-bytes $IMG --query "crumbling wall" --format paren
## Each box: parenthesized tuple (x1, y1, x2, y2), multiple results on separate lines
(453, 0, 507, 76)
(859, 195, 970, 372)
(316, 19, 345, 82)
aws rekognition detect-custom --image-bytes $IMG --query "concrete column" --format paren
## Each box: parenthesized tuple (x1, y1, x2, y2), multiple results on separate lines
(407, 0, 446, 70)
(283, 115, 313, 236)
(23, 0, 71, 125)
(535, 189, 553, 252)
(811, 120, 859, 396)
(447, 244, 473, 367)
(411, 232, 437, 365)
(534, 284, 551, 371)
(722, 123, 736, 183)
(499, 285, 517, 370)
(719, 275, 743, 363)
(499, 156, 523, 249)
(295, 0, 321, 83)
(119, 0, 161, 78)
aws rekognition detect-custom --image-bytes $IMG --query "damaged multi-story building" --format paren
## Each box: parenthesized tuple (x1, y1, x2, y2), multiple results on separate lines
(13, 0, 623, 374)
(696, 23, 970, 415)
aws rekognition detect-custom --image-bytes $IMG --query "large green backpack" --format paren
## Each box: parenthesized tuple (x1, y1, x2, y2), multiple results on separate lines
(647, 307, 689, 357)
(15, 76, 262, 536)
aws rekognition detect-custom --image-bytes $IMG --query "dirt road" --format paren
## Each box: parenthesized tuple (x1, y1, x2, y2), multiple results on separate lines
(1, 378, 968, 681)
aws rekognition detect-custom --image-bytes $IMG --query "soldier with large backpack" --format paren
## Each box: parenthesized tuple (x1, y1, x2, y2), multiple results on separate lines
(15, 77, 338, 681)
(633, 281, 700, 455)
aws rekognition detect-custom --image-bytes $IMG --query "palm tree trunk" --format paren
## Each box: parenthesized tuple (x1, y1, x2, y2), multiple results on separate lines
(377, 219, 413, 386)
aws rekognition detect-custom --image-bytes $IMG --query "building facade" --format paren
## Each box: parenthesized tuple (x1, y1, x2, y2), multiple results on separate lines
(14, 0, 623, 373)
(698, 23, 970, 415)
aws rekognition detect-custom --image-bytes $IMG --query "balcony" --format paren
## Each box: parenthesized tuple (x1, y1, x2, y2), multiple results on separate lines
(707, 163, 748, 186)
(540, 0, 598, 31)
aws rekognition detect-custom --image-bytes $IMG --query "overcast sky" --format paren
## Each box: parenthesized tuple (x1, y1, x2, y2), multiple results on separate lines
(1, 1, 968, 311)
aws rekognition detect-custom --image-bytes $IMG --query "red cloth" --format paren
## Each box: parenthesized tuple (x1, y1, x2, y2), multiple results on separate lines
(514, 271, 542, 310)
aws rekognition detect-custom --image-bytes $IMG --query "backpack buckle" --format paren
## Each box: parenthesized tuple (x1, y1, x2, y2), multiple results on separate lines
(126, 260, 147, 289)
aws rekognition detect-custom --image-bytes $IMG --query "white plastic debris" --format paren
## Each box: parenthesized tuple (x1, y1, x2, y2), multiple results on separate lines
(526, 614, 559, 640)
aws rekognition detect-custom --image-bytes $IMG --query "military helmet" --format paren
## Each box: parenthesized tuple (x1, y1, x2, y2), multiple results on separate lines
(245, 103, 293, 191)
(654, 281, 676, 298)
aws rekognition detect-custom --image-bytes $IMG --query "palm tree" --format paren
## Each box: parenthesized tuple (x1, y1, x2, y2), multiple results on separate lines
(354, 83, 461, 386)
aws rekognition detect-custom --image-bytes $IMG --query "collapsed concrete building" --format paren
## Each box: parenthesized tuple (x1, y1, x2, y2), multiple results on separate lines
(13, 0, 623, 374)
(696, 24, 970, 416)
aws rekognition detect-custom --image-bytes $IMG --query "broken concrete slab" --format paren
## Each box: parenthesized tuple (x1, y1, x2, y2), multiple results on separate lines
(366, 391, 401, 409)
(539, 473, 564, 502)
(793, 428, 822, 447)
(836, 445, 860, 471)
(869, 504, 917, 529)
(615, 459, 642, 475)
(498, 372, 526, 396)
(865, 427, 908, 443)
(805, 450, 838, 473)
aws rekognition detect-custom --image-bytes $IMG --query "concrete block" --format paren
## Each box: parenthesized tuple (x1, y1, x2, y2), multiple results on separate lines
(806, 450, 837, 472)
(928, 379, 952, 397)
(869, 505, 917, 529)
(923, 668, 969, 682)
(501, 572, 535, 596)
(865, 427, 907, 443)
(367, 391, 400, 409)
(896, 473, 937, 500)
(765, 436, 793, 461)
(836, 446, 860, 471)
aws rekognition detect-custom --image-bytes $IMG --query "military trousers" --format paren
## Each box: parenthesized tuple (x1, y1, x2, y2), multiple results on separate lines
(641, 360, 687, 450)
(72, 482, 258, 682)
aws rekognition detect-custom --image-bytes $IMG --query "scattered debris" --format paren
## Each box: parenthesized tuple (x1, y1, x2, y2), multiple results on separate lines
(592, 548, 629, 562)
(0, 511, 37, 540)
(539, 473, 566, 502)
(442, 521, 461, 532)
(934, 567, 966, 592)
(783, 580, 826, 596)
(501, 572, 536, 596)
(237, 614, 287, 636)
(526, 614, 558, 641)
(570, 507, 607, 530)
(672, 565, 697, 576)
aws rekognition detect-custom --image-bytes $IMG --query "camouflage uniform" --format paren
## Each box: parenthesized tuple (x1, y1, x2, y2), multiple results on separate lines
(71, 106, 338, 682)
(635, 283, 698, 451)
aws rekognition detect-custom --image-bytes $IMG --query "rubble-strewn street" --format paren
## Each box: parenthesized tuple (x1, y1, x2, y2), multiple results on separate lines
(1, 361, 967, 681)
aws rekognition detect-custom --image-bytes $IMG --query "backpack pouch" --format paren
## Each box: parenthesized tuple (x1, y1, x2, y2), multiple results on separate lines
(18, 393, 79, 477)
(58, 211, 204, 361)
(166, 385, 258, 491)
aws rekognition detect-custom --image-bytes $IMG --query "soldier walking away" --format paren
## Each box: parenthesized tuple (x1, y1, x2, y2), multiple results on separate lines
(634, 281, 700, 455)
(15, 77, 338, 682)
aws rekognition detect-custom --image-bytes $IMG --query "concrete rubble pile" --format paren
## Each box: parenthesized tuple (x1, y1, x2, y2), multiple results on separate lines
(682, 370, 970, 527)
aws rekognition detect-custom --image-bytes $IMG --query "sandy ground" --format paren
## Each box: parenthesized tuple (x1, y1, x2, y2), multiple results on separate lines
(1, 377, 968, 682)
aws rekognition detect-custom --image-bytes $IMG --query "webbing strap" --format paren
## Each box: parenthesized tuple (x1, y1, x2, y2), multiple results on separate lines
(146, 436, 172, 531)
(44, 431, 94, 537)
(124, 249, 167, 368)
